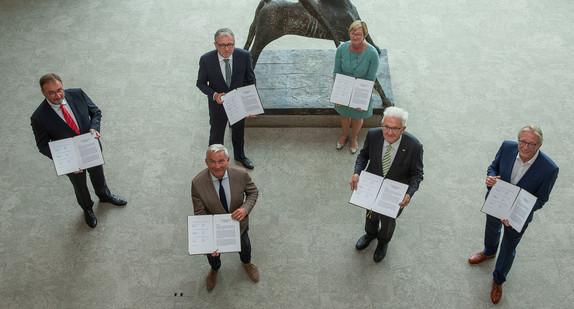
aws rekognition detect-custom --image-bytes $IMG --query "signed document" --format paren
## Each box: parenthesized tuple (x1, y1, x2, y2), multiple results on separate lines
(330, 73, 375, 111)
(349, 171, 408, 219)
(221, 84, 264, 125)
(48, 132, 104, 176)
(481, 179, 537, 233)
(188, 214, 241, 255)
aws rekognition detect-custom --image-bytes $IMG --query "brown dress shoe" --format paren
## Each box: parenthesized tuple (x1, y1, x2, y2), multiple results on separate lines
(206, 269, 218, 291)
(469, 251, 495, 264)
(243, 262, 259, 282)
(491, 281, 502, 304)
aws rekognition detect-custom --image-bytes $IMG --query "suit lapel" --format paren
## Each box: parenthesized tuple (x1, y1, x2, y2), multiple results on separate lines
(65, 91, 86, 133)
(230, 50, 238, 85)
(212, 52, 228, 88)
(502, 147, 519, 182)
(42, 99, 75, 133)
(201, 170, 228, 213)
(388, 134, 408, 173)
(372, 130, 384, 174)
(227, 167, 241, 212)
(516, 152, 541, 187)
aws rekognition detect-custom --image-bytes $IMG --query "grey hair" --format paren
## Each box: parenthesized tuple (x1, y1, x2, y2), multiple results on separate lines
(381, 106, 409, 127)
(214, 28, 235, 42)
(206, 144, 229, 159)
(518, 125, 543, 145)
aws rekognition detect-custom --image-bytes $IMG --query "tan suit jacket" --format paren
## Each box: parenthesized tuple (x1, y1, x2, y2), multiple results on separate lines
(191, 165, 258, 234)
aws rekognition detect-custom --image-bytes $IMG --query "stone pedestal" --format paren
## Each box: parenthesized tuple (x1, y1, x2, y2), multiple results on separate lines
(246, 49, 394, 127)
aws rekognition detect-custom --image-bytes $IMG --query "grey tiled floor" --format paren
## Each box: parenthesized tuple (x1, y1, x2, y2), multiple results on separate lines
(1, 0, 573, 308)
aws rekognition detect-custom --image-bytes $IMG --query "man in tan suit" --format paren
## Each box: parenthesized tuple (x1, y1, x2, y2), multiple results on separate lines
(192, 144, 259, 291)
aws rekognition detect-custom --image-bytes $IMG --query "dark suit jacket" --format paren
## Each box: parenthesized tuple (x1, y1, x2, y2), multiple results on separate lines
(30, 89, 102, 159)
(196, 48, 256, 102)
(354, 128, 424, 197)
(191, 165, 258, 234)
(487, 141, 559, 214)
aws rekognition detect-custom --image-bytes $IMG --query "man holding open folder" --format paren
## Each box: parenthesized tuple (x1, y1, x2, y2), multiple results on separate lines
(192, 144, 259, 291)
(468, 125, 559, 304)
(350, 107, 424, 263)
(30, 74, 127, 228)
(196, 28, 256, 169)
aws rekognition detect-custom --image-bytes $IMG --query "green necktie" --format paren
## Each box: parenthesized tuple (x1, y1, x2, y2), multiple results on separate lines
(224, 58, 231, 87)
(382, 144, 392, 177)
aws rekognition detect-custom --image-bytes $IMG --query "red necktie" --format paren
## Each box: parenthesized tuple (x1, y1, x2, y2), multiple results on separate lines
(60, 104, 80, 134)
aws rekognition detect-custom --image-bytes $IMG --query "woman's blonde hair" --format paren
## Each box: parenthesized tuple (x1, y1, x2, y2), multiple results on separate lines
(349, 20, 368, 38)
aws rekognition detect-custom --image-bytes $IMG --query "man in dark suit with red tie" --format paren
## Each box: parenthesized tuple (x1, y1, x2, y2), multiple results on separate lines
(196, 28, 256, 169)
(468, 125, 559, 304)
(31, 73, 127, 228)
(350, 107, 424, 263)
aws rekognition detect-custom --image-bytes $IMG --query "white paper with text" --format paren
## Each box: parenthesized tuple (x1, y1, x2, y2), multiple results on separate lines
(330, 73, 374, 111)
(372, 178, 407, 218)
(221, 84, 264, 125)
(349, 171, 384, 207)
(188, 214, 241, 255)
(330, 73, 355, 105)
(481, 179, 536, 232)
(48, 132, 104, 176)
(349, 171, 408, 219)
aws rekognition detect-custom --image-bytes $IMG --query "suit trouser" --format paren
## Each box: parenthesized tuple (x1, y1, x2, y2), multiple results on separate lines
(483, 214, 530, 285)
(208, 101, 246, 160)
(207, 228, 251, 270)
(66, 164, 111, 211)
(364, 208, 404, 244)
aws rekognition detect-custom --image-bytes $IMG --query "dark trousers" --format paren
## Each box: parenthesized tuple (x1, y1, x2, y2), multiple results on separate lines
(483, 214, 530, 285)
(66, 165, 111, 211)
(208, 101, 246, 160)
(207, 229, 251, 271)
(364, 208, 404, 244)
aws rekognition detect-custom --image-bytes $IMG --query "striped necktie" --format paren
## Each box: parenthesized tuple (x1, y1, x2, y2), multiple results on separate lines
(60, 104, 80, 135)
(382, 144, 392, 177)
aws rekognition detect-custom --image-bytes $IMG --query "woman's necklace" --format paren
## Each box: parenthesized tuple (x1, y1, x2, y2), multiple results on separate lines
(349, 41, 367, 73)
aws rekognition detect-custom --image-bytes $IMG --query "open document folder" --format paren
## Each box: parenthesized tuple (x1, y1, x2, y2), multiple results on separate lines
(221, 84, 264, 125)
(349, 171, 408, 219)
(48, 132, 104, 176)
(330, 73, 375, 111)
(188, 214, 241, 255)
(481, 179, 537, 233)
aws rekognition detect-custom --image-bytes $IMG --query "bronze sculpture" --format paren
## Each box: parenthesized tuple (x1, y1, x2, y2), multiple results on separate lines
(244, 0, 391, 107)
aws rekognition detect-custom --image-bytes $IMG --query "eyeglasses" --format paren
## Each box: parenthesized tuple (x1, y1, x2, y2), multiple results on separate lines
(350, 32, 364, 38)
(518, 139, 538, 148)
(382, 125, 403, 132)
(45, 88, 64, 97)
(216, 42, 235, 48)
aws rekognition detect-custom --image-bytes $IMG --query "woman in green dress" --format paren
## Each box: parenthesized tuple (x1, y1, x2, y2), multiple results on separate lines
(333, 20, 379, 153)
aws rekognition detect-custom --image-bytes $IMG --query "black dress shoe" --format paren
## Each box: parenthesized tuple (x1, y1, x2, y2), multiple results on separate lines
(100, 194, 127, 206)
(355, 234, 375, 251)
(237, 157, 254, 169)
(373, 242, 388, 263)
(84, 209, 97, 228)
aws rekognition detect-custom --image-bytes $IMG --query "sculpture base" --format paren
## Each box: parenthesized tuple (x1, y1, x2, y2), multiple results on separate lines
(246, 49, 394, 127)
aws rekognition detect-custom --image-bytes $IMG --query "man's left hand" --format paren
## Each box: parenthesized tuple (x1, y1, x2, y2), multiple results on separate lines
(231, 208, 247, 221)
(399, 194, 411, 209)
(89, 129, 101, 139)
